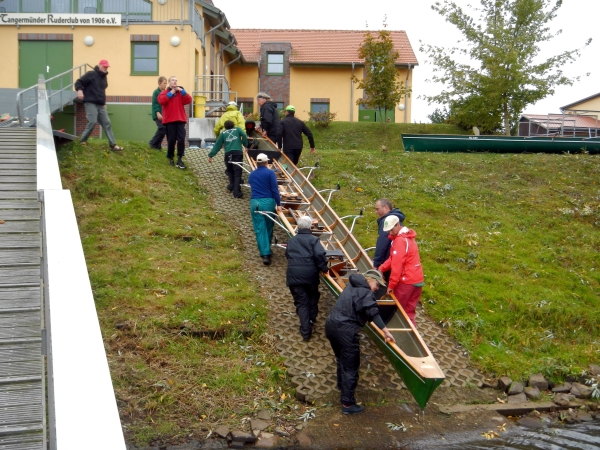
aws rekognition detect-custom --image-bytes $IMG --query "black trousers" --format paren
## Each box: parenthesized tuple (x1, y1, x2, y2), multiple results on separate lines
(325, 321, 360, 406)
(283, 148, 302, 166)
(149, 118, 166, 149)
(224, 151, 243, 198)
(166, 122, 186, 159)
(289, 284, 320, 339)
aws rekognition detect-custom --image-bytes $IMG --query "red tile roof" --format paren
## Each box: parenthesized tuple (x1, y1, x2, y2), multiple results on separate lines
(521, 114, 600, 129)
(230, 29, 418, 66)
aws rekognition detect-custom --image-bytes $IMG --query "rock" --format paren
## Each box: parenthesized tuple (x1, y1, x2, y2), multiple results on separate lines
(524, 386, 540, 400)
(250, 419, 269, 432)
(552, 382, 572, 393)
(498, 376, 513, 392)
(528, 373, 548, 391)
(562, 409, 580, 424)
(571, 382, 593, 399)
(589, 364, 600, 376)
(507, 392, 527, 403)
(296, 430, 312, 447)
(166, 442, 201, 450)
(481, 379, 497, 389)
(255, 432, 279, 449)
(199, 440, 226, 450)
(230, 430, 256, 443)
(214, 426, 230, 439)
(230, 442, 244, 449)
(507, 381, 524, 395)
(554, 393, 575, 406)
(518, 416, 545, 428)
(274, 427, 290, 437)
(295, 422, 306, 431)
(257, 409, 272, 421)
(578, 412, 594, 422)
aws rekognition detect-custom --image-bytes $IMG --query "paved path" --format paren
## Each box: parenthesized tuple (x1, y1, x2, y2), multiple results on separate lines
(186, 149, 485, 406)
(0, 128, 45, 448)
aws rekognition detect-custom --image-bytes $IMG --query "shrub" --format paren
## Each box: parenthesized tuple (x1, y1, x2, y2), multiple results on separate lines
(307, 110, 337, 127)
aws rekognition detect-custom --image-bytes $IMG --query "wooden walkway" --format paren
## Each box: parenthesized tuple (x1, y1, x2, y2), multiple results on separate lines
(0, 128, 45, 448)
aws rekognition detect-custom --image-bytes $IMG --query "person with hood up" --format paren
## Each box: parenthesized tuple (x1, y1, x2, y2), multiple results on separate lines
(75, 59, 123, 151)
(325, 270, 395, 415)
(158, 76, 192, 169)
(285, 215, 329, 341)
(378, 215, 424, 327)
(256, 92, 280, 143)
(373, 198, 406, 272)
(214, 101, 245, 137)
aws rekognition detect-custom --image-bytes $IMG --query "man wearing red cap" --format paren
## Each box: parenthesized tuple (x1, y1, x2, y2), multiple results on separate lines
(75, 60, 123, 151)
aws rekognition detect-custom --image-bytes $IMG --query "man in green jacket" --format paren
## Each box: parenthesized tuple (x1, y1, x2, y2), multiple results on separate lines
(213, 101, 245, 137)
(208, 120, 248, 198)
(149, 76, 167, 150)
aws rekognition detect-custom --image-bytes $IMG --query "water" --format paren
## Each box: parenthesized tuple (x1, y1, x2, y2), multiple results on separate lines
(414, 421, 600, 449)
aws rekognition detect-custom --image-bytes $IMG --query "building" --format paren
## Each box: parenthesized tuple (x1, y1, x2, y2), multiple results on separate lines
(519, 113, 599, 138)
(0, 0, 417, 142)
(560, 92, 600, 120)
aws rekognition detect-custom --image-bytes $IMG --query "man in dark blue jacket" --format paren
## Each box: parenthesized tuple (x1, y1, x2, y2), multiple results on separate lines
(75, 59, 122, 151)
(276, 105, 315, 165)
(256, 92, 280, 143)
(285, 215, 329, 341)
(373, 198, 406, 272)
(325, 270, 395, 415)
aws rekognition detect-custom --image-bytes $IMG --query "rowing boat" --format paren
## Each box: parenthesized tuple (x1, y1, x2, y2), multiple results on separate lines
(237, 132, 445, 409)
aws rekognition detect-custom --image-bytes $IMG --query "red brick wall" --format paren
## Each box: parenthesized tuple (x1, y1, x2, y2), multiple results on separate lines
(259, 43, 291, 106)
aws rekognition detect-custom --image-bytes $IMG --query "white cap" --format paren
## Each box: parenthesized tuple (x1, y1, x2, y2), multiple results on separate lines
(228, 101, 237, 106)
(382, 215, 400, 232)
(256, 153, 269, 163)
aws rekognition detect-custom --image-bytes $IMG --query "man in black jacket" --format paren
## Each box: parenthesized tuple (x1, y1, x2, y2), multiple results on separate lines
(325, 270, 395, 415)
(256, 92, 279, 143)
(373, 198, 406, 273)
(285, 215, 329, 341)
(75, 59, 122, 151)
(276, 105, 315, 165)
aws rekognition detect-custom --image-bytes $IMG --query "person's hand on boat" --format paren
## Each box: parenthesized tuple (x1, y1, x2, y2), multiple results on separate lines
(208, 157, 213, 163)
(276, 206, 282, 212)
(382, 327, 395, 344)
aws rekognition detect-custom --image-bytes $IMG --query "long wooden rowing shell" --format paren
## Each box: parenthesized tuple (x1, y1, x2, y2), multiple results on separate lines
(239, 132, 445, 409)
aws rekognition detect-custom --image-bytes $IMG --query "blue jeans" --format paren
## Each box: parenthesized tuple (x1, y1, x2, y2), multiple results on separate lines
(250, 198, 276, 257)
(81, 102, 116, 147)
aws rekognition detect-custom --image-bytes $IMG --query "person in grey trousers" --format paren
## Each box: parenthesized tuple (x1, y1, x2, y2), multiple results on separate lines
(75, 59, 123, 151)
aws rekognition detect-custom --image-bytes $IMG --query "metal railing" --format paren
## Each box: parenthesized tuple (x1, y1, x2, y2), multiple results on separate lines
(16, 64, 91, 127)
(194, 74, 237, 116)
(36, 76, 126, 449)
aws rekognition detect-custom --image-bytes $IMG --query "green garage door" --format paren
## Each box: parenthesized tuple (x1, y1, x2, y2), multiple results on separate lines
(107, 104, 155, 142)
(19, 41, 73, 89)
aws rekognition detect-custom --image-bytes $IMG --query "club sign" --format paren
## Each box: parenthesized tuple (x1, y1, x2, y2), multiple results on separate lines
(0, 13, 122, 26)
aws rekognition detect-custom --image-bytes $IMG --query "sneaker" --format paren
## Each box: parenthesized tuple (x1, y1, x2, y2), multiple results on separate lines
(342, 404, 364, 415)
(80, 141, 87, 147)
(176, 158, 186, 169)
(169, 158, 174, 166)
(262, 255, 271, 266)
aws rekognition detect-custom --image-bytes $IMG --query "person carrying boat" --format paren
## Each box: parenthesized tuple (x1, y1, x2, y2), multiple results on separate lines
(285, 215, 329, 341)
(325, 270, 395, 415)
(248, 153, 282, 265)
(373, 198, 406, 277)
(276, 105, 315, 165)
(207, 120, 248, 199)
(256, 92, 280, 142)
(378, 215, 424, 327)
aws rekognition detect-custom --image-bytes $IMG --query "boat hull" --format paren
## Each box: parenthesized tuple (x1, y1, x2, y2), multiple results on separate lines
(401, 134, 600, 154)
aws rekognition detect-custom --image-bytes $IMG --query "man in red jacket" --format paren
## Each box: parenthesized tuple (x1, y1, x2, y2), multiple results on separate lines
(158, 76, 192, 169)
(378, 215, 424, 327)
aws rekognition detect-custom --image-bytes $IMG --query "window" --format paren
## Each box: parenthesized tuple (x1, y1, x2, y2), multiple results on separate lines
(131, 42, 158, 75)
(240, 101, 253, 116)
(310, 102, 329, 114)
(275, 102, 284, 111)
(267, 53, 284, 75)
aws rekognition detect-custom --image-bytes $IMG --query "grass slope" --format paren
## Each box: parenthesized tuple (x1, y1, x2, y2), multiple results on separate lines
(59, 141, 291, 444)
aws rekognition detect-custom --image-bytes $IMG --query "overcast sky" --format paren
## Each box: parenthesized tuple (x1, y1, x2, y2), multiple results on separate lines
(220, 0, 599, 123)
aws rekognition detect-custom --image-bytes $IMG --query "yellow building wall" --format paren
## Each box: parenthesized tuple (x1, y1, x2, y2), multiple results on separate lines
(287, 66, 413, 122)
(229, 65, 258, 109)
(0, 24, 202, 95)
(565, 97, 600, 120)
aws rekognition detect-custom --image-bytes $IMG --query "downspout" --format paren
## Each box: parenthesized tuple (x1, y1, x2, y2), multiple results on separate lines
(350, 62, 355, 122)
(404, 64, 411, 123)
(224, 50, 241, 68)
(203, 12, 226, 78)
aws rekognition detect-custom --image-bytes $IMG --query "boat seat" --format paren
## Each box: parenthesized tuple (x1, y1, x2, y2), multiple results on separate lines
(325, 249, 345, 259)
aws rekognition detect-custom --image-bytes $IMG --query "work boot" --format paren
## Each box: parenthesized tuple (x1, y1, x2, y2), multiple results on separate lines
(262, 255, 271, 266)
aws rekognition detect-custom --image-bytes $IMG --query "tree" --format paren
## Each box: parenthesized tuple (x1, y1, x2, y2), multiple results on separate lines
(427, 106, 451, 124)
(421, 0, 590, 135)
(353, 19, 410, 123)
